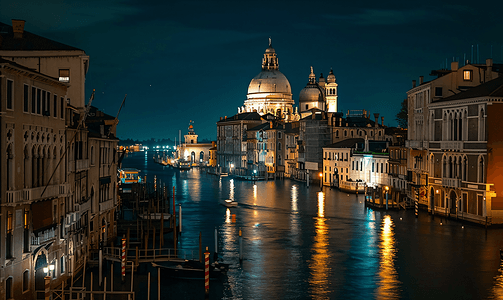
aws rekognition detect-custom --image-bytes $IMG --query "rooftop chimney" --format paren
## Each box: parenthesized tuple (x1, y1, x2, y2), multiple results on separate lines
(270, 121, 273, 128)
(419, 76, 424, 85)
(12, 19, 25, 39)
(486, 58, 493, 81)
(373, 113, 379, 127)
(381, 116, 384, 126)
(412, 80, 416, 88)
(451, 61, 459, 71)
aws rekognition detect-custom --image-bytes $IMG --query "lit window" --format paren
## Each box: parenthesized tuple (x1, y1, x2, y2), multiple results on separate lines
(59, 69, 70, 82)
(463, 70, 472, 81)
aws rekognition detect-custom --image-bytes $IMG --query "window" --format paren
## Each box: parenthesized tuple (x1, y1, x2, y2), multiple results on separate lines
(24, 84, 29, 112)
(60, 256, 65, 274)
(305, 104, 308, 110)
(53, 95, 58, 117)
(59, 69, 70, 82)
(435, 87, 442, 97)
(23, 270, 29, 292)
(6, 212, 13, 259)
(61, 97, 65, 119)
(7, 79, 13, 110)
(6, 277, 12, 299)
(46, 92, 51, 116)
(23, 210, 29, 253)
(31, 87, 36, 113)
(37, 89, 41, 114)
(463, 70, 472, 81)
(42, 91, 46, 115)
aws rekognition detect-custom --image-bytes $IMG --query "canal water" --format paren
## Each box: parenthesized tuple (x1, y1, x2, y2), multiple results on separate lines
(119, 151, 503, 299)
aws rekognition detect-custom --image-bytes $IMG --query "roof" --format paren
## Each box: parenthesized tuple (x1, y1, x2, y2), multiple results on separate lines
(436, 75, 503, 102)
(324, 138, 364, 149)
(0, 56, 64, 84)
(217, 112, 263, 123)
(0, 21, 83, 51)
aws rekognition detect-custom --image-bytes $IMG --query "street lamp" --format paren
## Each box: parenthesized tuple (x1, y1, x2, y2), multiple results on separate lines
(254, 169, 257, 182)
(319, 172, 323, 191)
(385, 186, 389, 210)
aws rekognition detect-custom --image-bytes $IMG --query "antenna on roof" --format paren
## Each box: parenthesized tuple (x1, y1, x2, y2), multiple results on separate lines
(471, 45, 474, 64)
(477, 44, 479, 64)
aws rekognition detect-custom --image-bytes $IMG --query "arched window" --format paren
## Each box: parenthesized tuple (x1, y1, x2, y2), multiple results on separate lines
(336, 130, 339, 137)
(479, 156, 485, 183)
(23, 270, 29, 291)
(90, 146, 95, 165)
(463, 156, 468, 181)
(479, 108, 485, 141)
(6, 277, 12, 299)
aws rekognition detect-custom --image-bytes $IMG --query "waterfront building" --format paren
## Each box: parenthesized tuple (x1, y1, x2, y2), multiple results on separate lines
(406, 59, 503, 223)
(216, 112, 265, 174)
(387, 127, 408, 203)
(323, 138, 363, 188)
(0, 19, 120, 298)
(284, 122, 300, 178)
(177, 122, 213, 166)
(240, 40, 299, 122)
(0, 56, 69, 299)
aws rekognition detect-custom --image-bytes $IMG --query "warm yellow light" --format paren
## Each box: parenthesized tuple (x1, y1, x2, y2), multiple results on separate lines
(319, 172, 323, 178)
(49, 264, 55, 271)
(436, 189, 439, 194)
(43, 267, 49, 274)
(385, 186, 389, 191)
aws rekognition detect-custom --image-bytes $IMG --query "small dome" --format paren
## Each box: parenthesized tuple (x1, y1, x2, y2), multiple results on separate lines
(248, 70, 291, 94)
(299, 84, 324, 103)
(265, 46, 275, 53)
(327, 69, 336, 83)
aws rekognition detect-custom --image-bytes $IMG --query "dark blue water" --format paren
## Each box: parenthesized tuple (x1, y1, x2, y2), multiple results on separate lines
(121, 151, 503, 299)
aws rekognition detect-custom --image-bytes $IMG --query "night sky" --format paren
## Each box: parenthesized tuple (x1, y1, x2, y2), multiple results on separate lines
(3, 1, 503, 141)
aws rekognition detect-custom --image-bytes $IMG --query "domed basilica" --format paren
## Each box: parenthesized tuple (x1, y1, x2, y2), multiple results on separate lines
(240, 39, 299, 122)
(239, 39, 338, 121)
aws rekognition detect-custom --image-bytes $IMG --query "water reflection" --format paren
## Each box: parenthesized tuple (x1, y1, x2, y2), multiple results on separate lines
(253, 184, 257, 206)
(376, 215, 400, 299)
(229, 179, 235, 200)
(490, 260, 503, 299)
(225, 208, 231, 224)
(291, 185, 298, 212)
(309, 192, 330, 298)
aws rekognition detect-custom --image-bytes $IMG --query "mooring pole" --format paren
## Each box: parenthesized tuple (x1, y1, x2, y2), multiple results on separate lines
(204, 247, 210, 297)
(214, 227, 218, 260)
(239, 228, 243, 263)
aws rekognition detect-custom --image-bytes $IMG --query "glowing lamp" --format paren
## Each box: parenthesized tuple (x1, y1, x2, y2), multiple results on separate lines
(385, 186, 389, 191)
(319, 172, 322, 178)
(43, 267, 49, 274)
(49, 264, 55, 271)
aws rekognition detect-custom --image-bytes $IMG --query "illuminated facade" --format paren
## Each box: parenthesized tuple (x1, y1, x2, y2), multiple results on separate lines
(241, 40, 299, 122)
(407, 59, 503, 224)
(0, 20, 120, 299)
(0, 57, 69, 300)
(177, 122, 213, 165)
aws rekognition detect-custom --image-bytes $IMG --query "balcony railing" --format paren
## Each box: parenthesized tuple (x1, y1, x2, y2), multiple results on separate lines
(442, 178, 461, 188)
(68, 159, 89, 172)
(31, 228, 56, 246)
(6, 183, 69, 204)
(440, 141, 463, 151)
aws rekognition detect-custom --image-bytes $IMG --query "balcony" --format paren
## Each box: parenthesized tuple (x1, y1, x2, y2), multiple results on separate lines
(68, 159, 89, 172)
(406, 140, 423, 149)
(6, 183, 69, 204)
(440, 141, 463, 151)
(30, 227, 56, 247)
(442, 178, 461, 188)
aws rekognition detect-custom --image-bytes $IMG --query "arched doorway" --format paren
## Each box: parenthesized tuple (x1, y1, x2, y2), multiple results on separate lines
(449, 190, 457, 215)
(191, 151, 195, 164)
(34, 252, 47, 299)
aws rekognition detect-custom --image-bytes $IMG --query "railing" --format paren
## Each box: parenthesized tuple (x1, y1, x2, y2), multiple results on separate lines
(442, 178, 461, 188)
(440, 141, 463, 151)
(7, 183, 69, 204)
(406, 140, 423, 149)
(99, 199, 114, 212)
(103, 247, 198, 262)
(31, 228, 56, 246)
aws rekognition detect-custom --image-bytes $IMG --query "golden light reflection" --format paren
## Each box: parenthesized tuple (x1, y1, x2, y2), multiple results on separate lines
(225, 208, 231, 223)
(317, 192, 325, 218)
(229, 179, 235, 200)
(309, 191, 330, 298)
(291, 185, 298, 212)
(376, 215, 400, 299)
(490, 260, 503, 299)
(253, 184, 257, 205)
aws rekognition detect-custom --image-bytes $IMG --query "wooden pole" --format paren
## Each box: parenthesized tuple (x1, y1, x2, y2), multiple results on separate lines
(173, 186, 177, 253)
(158, 267, 161, 300)
(148, 272, 151, 300)
(160, 213, 164, 247)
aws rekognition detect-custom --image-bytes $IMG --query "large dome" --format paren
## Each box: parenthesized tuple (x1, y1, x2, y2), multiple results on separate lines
(247, 70, 291, 95)
(299, 84, 324, 102)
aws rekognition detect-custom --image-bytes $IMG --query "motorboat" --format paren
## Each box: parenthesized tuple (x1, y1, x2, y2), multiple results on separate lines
(152, 260, 229, 280)
(220, 199, 237, 207)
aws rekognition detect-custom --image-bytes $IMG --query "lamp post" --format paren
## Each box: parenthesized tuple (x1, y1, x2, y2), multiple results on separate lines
(385, 186, 389, 210)
(319, 172, 323, 191)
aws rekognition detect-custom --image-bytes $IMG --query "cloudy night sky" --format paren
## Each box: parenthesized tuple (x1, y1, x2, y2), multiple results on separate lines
(2, 1, 503, 141)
